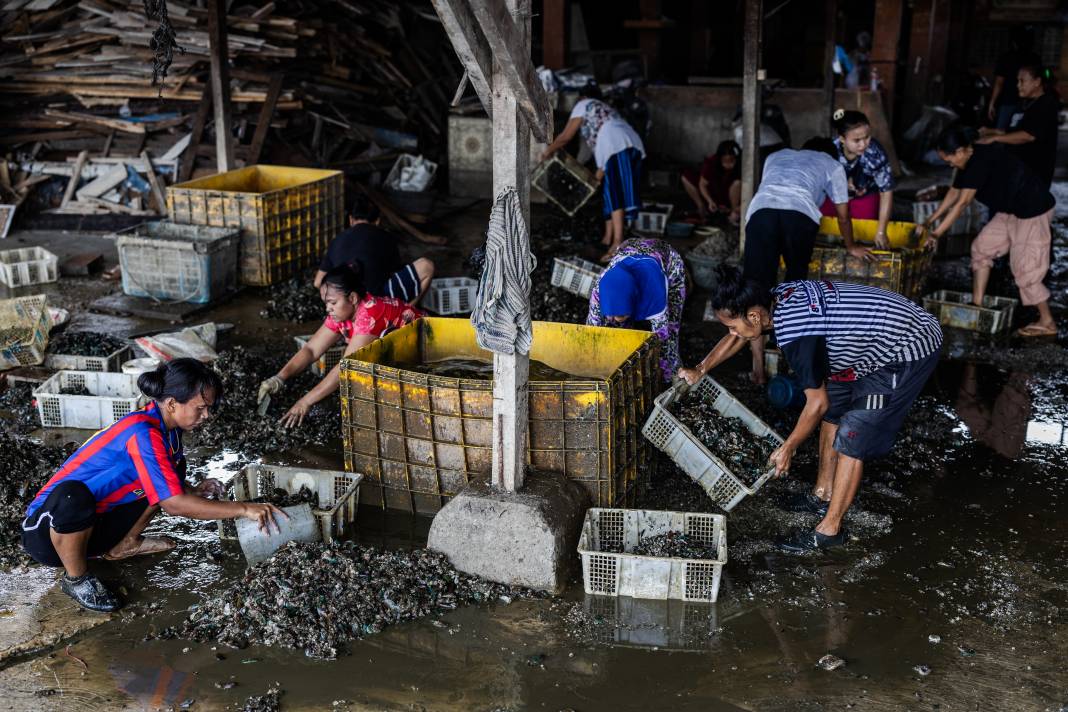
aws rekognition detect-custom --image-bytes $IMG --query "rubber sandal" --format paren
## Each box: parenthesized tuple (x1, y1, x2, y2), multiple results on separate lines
(775, 528, 849, 553)
(103, 536, 176, 561)
(1015, 323, 1057, 338)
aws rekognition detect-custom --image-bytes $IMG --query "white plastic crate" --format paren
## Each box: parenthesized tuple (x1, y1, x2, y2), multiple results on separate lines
(0, 247, 58, 287)
(531, 153, 599, 216)
(293, 335, 345, 377)
(45, 344, 130, 373)
(424, 277, 478, 315)
(218, 464, 362, 543)
(923, 290, 1018, 334)
(642, 375, 783, 511)
(912, 200, 988, 237)
(117, 221, 239, 304)
(0, 294, 50, 370)
(551, 256, 603, 299)
(635, 203, 674, 235)
(577, 508, 727, 602)
(33, 371, 147, 429)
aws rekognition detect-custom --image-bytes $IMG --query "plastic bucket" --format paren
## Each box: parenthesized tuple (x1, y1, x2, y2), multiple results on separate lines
(235, 502, 321, 566)
(665, 222, 694, 239)
(122, 358, 160, 375)
(767, 374, 805, 409)
(684, 251, 721, 290)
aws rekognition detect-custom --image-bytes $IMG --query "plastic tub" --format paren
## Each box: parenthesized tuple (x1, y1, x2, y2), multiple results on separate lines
(235, 502, 321, 566)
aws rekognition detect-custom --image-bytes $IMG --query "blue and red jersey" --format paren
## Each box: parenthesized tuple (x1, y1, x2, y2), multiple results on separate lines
(25, 401, 186, 517)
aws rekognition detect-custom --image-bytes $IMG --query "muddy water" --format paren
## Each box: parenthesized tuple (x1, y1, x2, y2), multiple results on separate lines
(7, 358, 1063, 711)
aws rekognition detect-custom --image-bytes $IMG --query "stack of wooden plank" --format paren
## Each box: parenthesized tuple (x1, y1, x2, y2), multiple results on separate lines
(0, 0, 461, 217)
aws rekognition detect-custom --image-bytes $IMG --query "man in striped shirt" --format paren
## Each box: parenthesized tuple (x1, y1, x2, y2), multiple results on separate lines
(679, 267, 942, 552)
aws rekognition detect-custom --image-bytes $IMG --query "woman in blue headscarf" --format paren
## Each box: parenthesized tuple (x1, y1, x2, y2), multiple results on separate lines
(587, 238, 687, 382)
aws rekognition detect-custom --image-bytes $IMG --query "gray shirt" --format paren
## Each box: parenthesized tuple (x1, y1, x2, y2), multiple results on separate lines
(745, 149, 849, 225)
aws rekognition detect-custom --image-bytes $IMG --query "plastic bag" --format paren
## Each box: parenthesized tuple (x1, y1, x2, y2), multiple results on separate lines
(135, 322, 218, 362)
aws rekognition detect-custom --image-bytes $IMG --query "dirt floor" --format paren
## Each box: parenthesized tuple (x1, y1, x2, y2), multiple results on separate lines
(1, 178, 1067, 711)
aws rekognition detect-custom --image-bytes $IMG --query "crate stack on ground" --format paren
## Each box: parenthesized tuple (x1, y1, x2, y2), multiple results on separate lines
(117, 222, 240, 304)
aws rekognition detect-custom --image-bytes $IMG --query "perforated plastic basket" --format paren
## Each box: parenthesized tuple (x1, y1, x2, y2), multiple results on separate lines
(531, 154, 599, 216)
(33, 371, 147, 429)
(45, 344, 131, 373)
(642, 375, 783, 511)
(0, 247, 58, 287)
(551, 256, 603, 300)
(217, 464, 362, 542)
(577, 508, 727, 602)
(117, 221, 240, 304)
(293, 335, 345, 377)
(0, 294, 50, 370)
(635, 203, 673, 235)
(922, 290, 1018, 334)
(913, 200, 988, 237)
(424, 277, 478, 315)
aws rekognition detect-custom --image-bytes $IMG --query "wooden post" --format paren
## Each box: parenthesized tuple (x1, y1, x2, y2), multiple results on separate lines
(870, 0, 904, 127)
(739, 0, 762, 256)
(822, 0, 837, 134)
(491, 0, 531, 493)
(542, 0, 565, 69)
(206, 0, 235, 172)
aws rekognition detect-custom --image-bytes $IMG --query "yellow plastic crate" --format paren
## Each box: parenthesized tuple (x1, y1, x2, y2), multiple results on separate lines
(817, 216, 924, 249)
(0, 294, 49, 370)
(777, 218, 932, 301)
(340, 318, 659, 515)
(166, 165, 344, 286)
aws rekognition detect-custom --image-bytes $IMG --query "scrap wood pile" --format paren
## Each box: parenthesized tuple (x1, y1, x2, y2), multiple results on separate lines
(0, 0, 460, 219)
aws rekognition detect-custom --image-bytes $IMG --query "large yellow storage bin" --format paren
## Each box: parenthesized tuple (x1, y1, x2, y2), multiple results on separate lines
(167, 165, 344, 286)
(340, 318, 659, 515)
(778, 218, 932, 301)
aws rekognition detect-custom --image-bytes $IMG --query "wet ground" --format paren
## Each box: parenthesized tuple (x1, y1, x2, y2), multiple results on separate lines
(1, 192, 1067, 710)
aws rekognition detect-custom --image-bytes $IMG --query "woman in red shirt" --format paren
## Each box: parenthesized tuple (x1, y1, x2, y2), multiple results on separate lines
(681, 140, 742, 224)
(259, 265, 423, 427)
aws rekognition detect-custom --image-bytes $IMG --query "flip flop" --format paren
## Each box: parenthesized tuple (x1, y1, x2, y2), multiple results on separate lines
(103, 536, 176, 561)
(1014, 323, 1057, 338)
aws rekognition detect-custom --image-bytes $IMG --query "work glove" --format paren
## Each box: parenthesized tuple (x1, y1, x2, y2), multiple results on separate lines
(257, 376, 284, 405)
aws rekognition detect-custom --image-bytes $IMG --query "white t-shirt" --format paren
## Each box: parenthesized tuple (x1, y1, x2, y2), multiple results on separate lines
(569, 99, 646, 169)
(745, 149, 849, 224)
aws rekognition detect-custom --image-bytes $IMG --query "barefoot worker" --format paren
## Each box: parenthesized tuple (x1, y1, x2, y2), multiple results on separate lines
(20, 359, 287, 612)
(258, 265, 423, 427)
(922, 125, 1056, 337)
(678, 267, 942, 552)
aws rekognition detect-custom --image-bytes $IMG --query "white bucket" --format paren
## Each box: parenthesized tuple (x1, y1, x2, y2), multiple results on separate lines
(235, 503, 321, 566)
(121, 357, 160, 375)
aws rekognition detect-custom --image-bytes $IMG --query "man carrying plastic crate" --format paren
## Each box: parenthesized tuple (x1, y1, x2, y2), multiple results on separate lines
(678, 266, 942, 552)
(314, 194, 435, 306)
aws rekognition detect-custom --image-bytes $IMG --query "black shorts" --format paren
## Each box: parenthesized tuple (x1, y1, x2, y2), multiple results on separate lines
(823, 352, 940, 461)
(742, 208, 819, 293)
(21, 480, 148, 567)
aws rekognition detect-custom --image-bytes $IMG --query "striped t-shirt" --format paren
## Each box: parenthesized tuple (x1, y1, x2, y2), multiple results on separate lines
(772, 280, 942, 381)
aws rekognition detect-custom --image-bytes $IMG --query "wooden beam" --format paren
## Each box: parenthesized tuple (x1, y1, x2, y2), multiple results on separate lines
(247, 73, 283, 165)
(542, 0, 565, 69)
(180, 88, 212, 183)
(60, 149, 88, 208)
(468, 0, 552, 143)
(206, 0, 235, 172)
(140, 150, 167, 215)
(429, 0, 494, 119)
(739, 0, 762, 256)
(490, 0, 532, 493)
(822, 0, 836, 134)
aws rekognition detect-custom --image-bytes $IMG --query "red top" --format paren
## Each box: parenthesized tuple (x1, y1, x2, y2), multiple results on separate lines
(324, 295, 423, 341)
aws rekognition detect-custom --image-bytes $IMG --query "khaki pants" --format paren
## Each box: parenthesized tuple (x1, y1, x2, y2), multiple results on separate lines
(970, 209, 1052, 306)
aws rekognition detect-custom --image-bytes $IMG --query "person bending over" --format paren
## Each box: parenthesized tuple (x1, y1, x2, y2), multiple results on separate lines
(678, 267, 942, 552)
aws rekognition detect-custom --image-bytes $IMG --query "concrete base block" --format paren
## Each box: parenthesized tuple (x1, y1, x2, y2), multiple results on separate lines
(427, 471, 590, 595)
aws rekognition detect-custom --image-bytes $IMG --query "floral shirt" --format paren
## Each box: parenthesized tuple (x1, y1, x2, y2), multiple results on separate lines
(570, 99, 622, 153)
(324, 296, 422, 341)
(833, 136, 895, 197)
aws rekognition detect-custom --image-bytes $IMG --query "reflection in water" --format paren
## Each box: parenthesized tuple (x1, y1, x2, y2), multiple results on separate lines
(953, 362, 1030, 458)
(581, 595, 720, 652)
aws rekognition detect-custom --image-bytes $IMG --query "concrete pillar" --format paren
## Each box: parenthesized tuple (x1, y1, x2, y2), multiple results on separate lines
(739, 0, 763, 256)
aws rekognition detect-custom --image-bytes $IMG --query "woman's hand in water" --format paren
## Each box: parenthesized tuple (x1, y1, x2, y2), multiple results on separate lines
(279, 398, 311, 429)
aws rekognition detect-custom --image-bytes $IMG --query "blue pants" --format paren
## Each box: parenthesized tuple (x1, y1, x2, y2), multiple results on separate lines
(602, 147, 643, 221)
(824, 352, 940, 461)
